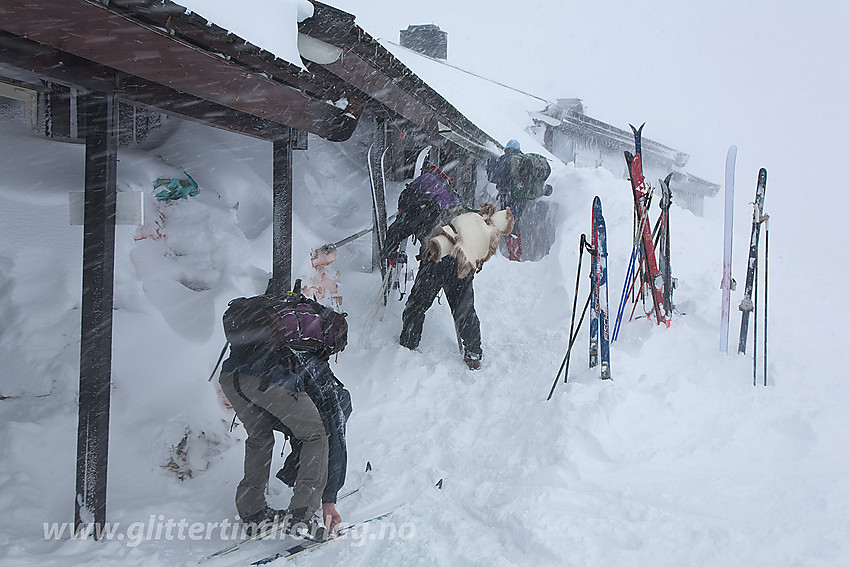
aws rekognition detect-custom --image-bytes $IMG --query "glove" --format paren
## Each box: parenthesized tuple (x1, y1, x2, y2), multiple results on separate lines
(544, 184, 553, 196)
(386, 250, 407, 267)
(386, 250, 398, 267)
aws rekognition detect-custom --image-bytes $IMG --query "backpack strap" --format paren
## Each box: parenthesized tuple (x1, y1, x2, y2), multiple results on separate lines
(231, 369, 250, 404)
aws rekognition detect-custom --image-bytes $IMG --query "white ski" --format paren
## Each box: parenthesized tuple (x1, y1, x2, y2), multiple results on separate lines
(720, 145, 736, 353)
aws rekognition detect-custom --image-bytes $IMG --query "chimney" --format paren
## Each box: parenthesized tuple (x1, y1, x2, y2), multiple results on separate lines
(399, 24, 448, 60)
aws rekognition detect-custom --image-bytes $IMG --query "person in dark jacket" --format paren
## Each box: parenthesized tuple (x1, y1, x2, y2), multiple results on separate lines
(487, 139, 526, 261)
(381, 168, 483, 370)
(219, 297, 350, 537)
(486, 139, 552, 261)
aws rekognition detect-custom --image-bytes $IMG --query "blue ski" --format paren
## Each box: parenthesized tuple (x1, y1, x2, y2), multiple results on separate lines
(591, 197, 611, 380)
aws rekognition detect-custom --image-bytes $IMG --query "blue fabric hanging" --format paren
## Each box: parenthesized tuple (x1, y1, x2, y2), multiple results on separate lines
(154, 174, 199, 201)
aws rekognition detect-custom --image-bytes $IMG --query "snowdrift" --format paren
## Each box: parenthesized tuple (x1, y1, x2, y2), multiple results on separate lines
(0, 114, 848, 567)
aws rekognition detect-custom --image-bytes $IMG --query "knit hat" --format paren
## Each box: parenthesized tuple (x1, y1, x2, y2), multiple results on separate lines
(505, 139, 521, 151)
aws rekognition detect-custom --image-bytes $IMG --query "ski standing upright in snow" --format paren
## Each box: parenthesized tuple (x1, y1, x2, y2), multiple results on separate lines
(657, 173, 675, 315)
(383, 145, 433, 305)
(367, 142, 390, 303)
(589, 196, 611, 380)
(737, 168, 767, 355)
(589, 223, 599, 367)
(624, 123, 668, 327)
(720, 145, 737, 353)
(391, 146, 436, 301)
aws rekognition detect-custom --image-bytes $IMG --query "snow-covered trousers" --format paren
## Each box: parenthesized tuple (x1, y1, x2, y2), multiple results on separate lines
(400, 256, 482, 358)
(220, 371, 328, 521)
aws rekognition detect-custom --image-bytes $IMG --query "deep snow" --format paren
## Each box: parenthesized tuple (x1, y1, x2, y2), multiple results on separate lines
(2, 2, 850, 566)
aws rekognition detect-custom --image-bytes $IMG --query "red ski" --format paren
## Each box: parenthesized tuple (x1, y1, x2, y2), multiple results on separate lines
(624, 149, 668, 326)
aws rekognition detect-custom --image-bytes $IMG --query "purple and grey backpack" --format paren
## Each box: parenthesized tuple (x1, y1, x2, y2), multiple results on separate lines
(410, 171, 459, 210)
(223, 293, 348, 358)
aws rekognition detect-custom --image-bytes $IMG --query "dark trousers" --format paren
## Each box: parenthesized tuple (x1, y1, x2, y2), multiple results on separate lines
(400, 257, 482, 358)
(498, 192, 526, 228)
(498, 193, 526, 261)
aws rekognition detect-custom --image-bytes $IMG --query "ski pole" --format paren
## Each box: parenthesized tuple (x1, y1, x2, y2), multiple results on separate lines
(753, 251, 759, 387)
(320, 214, 398, 254)
(629, 253, 654, 322)
(565, 233, 589, 376)
(763, 214, 769, 386)
(547, 234, 589, 400)
(613, 192, 654, 340)
(547, 291, 592, 400)
(612, 241, 638, 341)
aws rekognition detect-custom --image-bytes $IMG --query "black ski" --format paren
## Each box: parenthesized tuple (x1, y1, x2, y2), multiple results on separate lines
(201, 487, 362, 561)
(737, 168, 767, 354)
(250, 511, 394, 564)
(657, 173, 674, 314)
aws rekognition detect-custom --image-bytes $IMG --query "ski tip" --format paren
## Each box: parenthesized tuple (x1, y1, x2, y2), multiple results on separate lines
(435, 478, 443, 489)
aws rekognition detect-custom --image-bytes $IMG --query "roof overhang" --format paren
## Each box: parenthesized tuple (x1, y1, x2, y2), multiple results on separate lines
(532, 110, 690, 168)
(300, 2, 499, 155)
(0, 0, 365, 142)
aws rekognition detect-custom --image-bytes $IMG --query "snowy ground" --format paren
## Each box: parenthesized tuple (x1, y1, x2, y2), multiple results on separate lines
(1, 93, 849, 567)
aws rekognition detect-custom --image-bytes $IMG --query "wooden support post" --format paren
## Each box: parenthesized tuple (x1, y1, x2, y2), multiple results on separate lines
(271, 131, 293, 295)
(74, 92, 118, 537)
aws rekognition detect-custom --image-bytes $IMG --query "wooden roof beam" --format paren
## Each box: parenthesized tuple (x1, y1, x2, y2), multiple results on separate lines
(0, 0, 361, 141)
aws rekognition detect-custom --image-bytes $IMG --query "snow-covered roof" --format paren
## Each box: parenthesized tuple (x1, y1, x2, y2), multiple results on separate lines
(176, 0, 314, 70)
(382, 40, 552, 154)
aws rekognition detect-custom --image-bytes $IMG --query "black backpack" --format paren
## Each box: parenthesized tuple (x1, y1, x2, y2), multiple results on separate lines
(222, 286, 348, 359)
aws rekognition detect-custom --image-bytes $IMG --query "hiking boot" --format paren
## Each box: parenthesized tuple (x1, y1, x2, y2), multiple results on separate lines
(285, 507, 327, 541)
(464, 352, 482, 370)
(241, 506, 286, 536)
